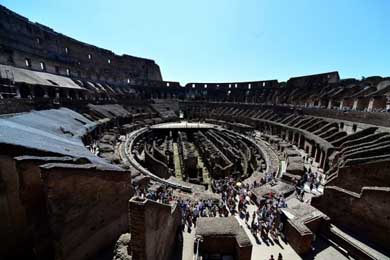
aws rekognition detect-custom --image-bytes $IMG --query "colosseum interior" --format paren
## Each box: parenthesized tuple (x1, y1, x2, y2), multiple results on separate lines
(0, 4, 389, 260)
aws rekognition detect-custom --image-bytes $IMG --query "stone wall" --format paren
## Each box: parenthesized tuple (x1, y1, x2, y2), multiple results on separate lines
(129, 197, 182, 260)
(143, 144, 170, 179)
(177, 131, 198, 179)
(40, 163, 132, 260)
(285, 220, 313, 255)
(193, 131, 234, 178)
(196, 217, 252, 260)
(0, 155, 29, 258)
(0, 5, 162, 84)
(312, 186, 390, 251)
(200, 236, 236, 256)
(199, 236, 252, 260)
(181, 101, 334, 171)
(0, 98, 35, 114)
(303, 108, 390, 128)
(328, 160, 390, 193)
(15, 156, 83, 259)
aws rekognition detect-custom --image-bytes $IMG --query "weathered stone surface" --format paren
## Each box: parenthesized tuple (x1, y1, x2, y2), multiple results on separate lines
(196, 217, 252, 260)
(113, 233, 132, 260)
(129, 197, 182, 260)
(312, 186, 390, 252)
(40, 164, 132, 260)
(0, 4, 390, 260)
(0, 5, 162, 83)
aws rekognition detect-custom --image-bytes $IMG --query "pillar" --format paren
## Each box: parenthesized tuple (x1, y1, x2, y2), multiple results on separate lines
(30, 86, 35, 99)
(15, 85, 21, 99)
(339, 99, 344, 109)
(43, 88, 49, 98)
(320, 150, 326, 170)
(314, 146, 321, 163)
(298, 134, 305, 149)
(310, 142, 315, 158)
(367, 98, 374, 112)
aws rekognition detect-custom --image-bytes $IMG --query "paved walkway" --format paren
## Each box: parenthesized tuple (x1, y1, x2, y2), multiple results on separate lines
(180, 228, 196, 260)
(179, 199, 354, 260)
(176, 130, 353, 259)
(235, 203, 301, 260)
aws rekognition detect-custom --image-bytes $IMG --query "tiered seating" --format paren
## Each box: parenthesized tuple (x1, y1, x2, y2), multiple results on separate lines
(1, 3, 390, 259)
(150, 99, 179, 119)
(181, 100, 390, 256)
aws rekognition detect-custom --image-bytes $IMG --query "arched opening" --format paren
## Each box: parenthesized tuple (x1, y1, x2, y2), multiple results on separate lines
(48, 87, 56, 98)
(19, 84, 31, 98)
(59, 89, 68, 99)
(34, 86, 45, 98)
(69, 90, 76, 100)
(78, 91, 85, 100)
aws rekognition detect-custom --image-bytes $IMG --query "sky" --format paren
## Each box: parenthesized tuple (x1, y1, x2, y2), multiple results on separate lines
(1, 0, 390, 84)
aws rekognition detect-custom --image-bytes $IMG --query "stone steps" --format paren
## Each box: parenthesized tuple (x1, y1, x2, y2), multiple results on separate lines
(326, 224, 390, 260)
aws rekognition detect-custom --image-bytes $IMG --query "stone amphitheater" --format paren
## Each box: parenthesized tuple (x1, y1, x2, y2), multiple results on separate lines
(0, 4, 389, 260)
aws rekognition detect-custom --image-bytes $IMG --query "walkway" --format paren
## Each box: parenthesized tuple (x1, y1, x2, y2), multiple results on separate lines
(179, 198, 354, 260)
(235, 202, 301, 260)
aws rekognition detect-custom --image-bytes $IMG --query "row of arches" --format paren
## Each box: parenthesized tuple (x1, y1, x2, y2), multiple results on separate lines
(14, 84, 115, 102)
(17, 84, 81, 99)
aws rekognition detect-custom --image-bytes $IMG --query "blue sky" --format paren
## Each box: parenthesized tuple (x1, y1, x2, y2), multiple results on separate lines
(1, 0, 390, 84)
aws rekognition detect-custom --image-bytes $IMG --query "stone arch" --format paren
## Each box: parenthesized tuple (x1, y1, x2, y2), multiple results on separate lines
(59, 89, 68, 99)
(19, 84, 31, 98)
(33, 85, 45, 98)
(69, 89, 76, 99)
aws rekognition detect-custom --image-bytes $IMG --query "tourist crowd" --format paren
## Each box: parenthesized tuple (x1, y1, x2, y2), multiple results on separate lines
(131, 140, 327, 260)
(248, 192, 287, 243)
(293, 163, 322, 201)
(212, 173, 288, 245)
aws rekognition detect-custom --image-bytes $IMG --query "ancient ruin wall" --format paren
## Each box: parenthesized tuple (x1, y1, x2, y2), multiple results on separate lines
(327, 160, 390, 193)
(285, 220, 313, 255)
(143, 144, 170, 179)
(0, 155, 29, 258)
(14, 156, 83, 259)
(0, 5, 162, 84)
(40, 164, 132, 260)
(303, 108, 390, 128)
(311, 186, 390, 251)
(129, 197, 182, 260)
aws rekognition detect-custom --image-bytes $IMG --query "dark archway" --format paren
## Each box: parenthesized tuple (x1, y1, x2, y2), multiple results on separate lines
(69, 90, 76, 99)
(18, 84, 31, 98)
(34, 86, 45, 98)
(59, 89, 67, 99)
(48, 87, 56, 98)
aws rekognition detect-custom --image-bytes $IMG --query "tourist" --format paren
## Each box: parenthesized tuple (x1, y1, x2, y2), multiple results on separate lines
(139, 164, 290, 241)
(245, 211, 250, 223)
(278, 222, 284, 239)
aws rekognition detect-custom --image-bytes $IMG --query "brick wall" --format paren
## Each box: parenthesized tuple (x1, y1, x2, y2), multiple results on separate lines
(40, 164, 132, 260)
(0, 155, 29, 258)
(328, 161, 390, 193)
(303, 108, 390, 127)
(0, 5, 162, 83)
(285, 220, 313, 255)
(312, 186, 390, 251)
(129, 197, 181, 260)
